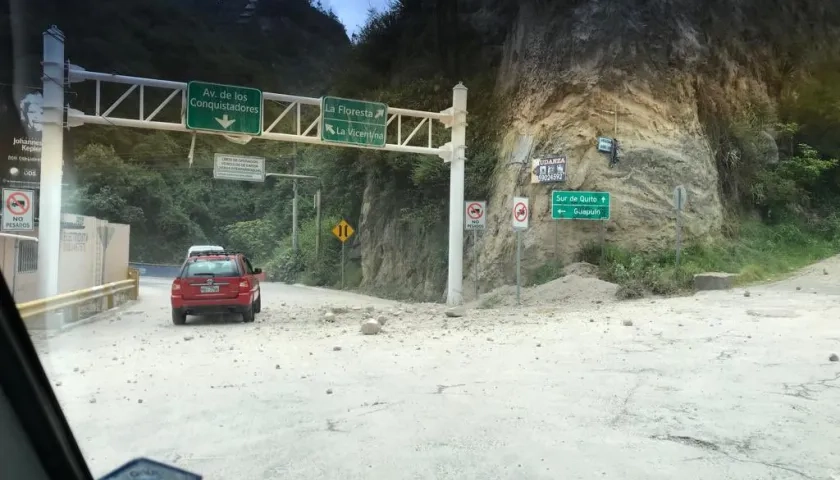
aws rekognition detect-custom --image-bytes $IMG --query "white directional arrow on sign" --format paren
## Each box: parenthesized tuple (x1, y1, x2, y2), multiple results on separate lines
(215, 114, 236, 129)
(374, 109, 384, 119)
(325, 124, 336, 134)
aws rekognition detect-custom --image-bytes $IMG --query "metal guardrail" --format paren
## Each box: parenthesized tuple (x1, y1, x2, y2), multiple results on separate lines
(17, 268, 140, 321)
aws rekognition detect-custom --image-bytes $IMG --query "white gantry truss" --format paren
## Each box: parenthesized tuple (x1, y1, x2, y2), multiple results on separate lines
(66, 69, 463, 163)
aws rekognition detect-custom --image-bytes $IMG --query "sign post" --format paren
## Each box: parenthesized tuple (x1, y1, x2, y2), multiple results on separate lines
(552, 190, 612, 264)
(213, 153, 266, 182)
(97, 225, 115, 286)
(465, 201, 486, 299)
(186, 81, 263, 136)
(673, 185, 687, 271)
(320, 96, 388, 148)
(38, 27, 65, 300)
(2, 189, 35, 231)
(331, 219, 355, 289)
(512, 196, 529, 305)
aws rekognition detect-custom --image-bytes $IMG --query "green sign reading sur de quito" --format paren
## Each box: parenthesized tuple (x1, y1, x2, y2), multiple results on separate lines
(320, 96, 388, 148)
(186, 81, 263, 136)
(551, 190, 611, 220)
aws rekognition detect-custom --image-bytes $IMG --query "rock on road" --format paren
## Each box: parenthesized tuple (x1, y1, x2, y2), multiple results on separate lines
(30, 261, 840, 480)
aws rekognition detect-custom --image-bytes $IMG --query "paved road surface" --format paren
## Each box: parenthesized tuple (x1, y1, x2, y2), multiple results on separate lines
(30, 262, 840, 479)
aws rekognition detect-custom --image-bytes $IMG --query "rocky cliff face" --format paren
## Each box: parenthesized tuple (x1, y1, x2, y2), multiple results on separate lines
(357, 0, 840, 300)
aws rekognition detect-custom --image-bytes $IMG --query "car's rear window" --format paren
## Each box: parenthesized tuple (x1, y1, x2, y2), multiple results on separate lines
(183, 258, 240, 277)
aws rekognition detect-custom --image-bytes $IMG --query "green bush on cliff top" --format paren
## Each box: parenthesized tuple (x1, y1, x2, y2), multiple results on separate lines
(579, 216, 840, 297)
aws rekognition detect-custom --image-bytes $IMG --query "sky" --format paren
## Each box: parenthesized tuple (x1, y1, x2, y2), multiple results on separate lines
(323, 0, 391, 37)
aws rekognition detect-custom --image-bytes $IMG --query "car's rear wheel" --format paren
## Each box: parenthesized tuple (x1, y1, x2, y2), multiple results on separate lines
(172, 308, 187, 325)
(254, 294, 261, 313)
(242, 306, 255, 323)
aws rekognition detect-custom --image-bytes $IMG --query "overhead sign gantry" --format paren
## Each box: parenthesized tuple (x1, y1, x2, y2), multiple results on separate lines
(37, 25, 469, 305)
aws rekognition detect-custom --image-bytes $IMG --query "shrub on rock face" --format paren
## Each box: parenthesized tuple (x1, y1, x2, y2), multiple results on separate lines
(268, 249, 305, 284)
(616, 284, 645, 300)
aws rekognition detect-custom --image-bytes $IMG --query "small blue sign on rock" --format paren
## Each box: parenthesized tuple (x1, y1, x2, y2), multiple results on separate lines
(597, 137, 614, 153)
(99, 457, 202, 480)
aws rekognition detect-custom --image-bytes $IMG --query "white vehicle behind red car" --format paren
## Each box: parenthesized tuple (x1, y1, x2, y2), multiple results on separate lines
(186, 244, 224, 258)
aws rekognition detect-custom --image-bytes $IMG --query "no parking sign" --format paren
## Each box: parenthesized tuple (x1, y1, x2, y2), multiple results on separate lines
(2, 188, 35, 231)
(464, 201, 486, 231)
(512, 196, 529, 230)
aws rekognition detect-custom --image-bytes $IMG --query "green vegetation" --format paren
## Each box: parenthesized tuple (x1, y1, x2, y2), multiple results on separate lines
(579, 216, 840, 298)
(6, 0, 840, 298)
(577, 128, 840, 297)
(579, 44, 840, 297)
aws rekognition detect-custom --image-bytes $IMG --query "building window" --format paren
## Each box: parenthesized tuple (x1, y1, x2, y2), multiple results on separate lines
(17, 242, 38, 273)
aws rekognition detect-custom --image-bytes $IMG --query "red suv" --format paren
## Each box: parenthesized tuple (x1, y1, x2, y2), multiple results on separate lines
(170, 251, 262, 325)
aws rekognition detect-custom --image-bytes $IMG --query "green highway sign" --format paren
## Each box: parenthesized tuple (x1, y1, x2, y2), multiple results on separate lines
(186, 81, 263, 136)
(551, 190, 611, 220)
(320, 96, 387, 148)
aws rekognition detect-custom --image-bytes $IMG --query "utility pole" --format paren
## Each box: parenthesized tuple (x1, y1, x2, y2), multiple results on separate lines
(314, 187, 321, 259)
(38, 26, 65, 299)
(446, 83, 468, 306)
(266, 172, 319, 257)
(291, 145, 299, 252)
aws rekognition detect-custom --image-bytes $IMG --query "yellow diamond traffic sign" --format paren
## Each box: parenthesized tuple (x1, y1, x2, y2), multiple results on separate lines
(331, 219, 355, 243)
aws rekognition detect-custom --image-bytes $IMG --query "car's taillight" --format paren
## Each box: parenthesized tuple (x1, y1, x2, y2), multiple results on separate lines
(239, 278, 250, 289)
(171, 280, 181, 293)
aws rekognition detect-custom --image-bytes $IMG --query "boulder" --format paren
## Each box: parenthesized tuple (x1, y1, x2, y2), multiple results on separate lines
(693, 272, 737, 291)
(360, 319, 382, 335)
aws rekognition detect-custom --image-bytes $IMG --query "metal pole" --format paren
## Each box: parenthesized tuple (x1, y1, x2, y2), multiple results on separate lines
(600, 220, 607, 265)
(291, 147, 299, 252)
(340, 242, 345, 289)
(446, 82, 468, 306)
(516, 230, 522, 305)
(614, 100, 618, 137)
(100, 248, 106, 285)
(315, 188, 321, 259)
(675, 210, 682, 271)
(12, 239, 19, 298)
(473, 230, 478, 300)
(38, 26, 65, 299)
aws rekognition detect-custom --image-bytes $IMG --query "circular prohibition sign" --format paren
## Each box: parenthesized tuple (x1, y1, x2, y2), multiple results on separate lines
(467, 202, 483, 220)
(514, 201, 528, 222)
(6, 191, 31, 216)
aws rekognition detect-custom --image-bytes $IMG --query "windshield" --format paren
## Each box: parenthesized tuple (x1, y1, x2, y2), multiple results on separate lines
(6, 0, 840, 479)
(182, 258, 239, 277)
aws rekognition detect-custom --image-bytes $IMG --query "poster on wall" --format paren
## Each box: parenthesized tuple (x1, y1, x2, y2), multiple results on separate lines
(1, 82, 75, 226)
(530, 154, 567, 184)
(0, 85, 43, 191)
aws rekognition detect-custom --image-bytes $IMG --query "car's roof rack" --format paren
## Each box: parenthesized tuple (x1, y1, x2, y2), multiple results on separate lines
(188, 250, 241, 258)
